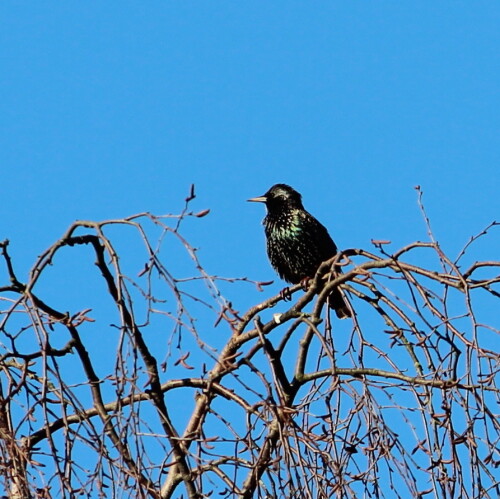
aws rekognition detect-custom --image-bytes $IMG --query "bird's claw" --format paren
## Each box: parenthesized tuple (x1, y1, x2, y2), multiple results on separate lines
(300, 277, 311, 291)
(279, 287, 292, 302)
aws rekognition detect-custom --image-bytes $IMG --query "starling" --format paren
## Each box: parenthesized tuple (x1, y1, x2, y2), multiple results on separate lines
(248, 183, 351, 318)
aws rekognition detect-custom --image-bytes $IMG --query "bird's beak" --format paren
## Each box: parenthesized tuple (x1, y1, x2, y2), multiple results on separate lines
(247, 196, 267, 203)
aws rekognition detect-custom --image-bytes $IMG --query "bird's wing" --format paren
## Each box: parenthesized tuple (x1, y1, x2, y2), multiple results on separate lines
(299, 211, 338, 259)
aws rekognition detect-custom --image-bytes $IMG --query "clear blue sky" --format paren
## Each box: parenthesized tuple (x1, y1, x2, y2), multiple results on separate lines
(1, 3, 498, 280)
(1, 3, 499, 495)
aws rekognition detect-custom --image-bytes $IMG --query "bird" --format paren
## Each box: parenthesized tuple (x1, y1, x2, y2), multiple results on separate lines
(248, 183, 351, 319)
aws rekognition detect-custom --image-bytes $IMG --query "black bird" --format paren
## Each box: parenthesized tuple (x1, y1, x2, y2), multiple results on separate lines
(248, 183, 351, 318)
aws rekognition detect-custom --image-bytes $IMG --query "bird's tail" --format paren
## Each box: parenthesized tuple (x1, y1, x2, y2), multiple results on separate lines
(328, 287, 352, 319)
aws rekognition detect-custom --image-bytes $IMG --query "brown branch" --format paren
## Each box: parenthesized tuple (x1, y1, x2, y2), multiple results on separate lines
(1, 206, 498, 498)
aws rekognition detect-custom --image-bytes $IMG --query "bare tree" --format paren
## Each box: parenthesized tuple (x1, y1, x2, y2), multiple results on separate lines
(0, 186, 498, 498)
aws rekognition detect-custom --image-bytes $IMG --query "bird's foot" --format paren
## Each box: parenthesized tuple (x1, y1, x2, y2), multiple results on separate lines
(279, 287, 292, 302)
(300, 276, 312, 291)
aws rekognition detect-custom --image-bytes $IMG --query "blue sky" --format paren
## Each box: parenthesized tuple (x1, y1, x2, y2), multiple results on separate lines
(1, 3, 499, 495)
(2, 3, 498, 280)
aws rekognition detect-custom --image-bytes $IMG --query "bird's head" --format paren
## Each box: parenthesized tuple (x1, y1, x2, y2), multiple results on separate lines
(247, 184, 304, 212)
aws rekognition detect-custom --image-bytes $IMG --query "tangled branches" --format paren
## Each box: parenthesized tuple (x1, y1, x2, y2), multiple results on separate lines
(0, 189, 498, 498)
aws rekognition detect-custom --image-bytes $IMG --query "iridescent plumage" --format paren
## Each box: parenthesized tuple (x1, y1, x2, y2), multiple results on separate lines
(248, 184, 351, 318)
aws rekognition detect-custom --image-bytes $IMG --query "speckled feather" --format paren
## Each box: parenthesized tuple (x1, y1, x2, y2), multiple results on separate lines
(250, 183, 351, 318)
(264, 208, 337, 284)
